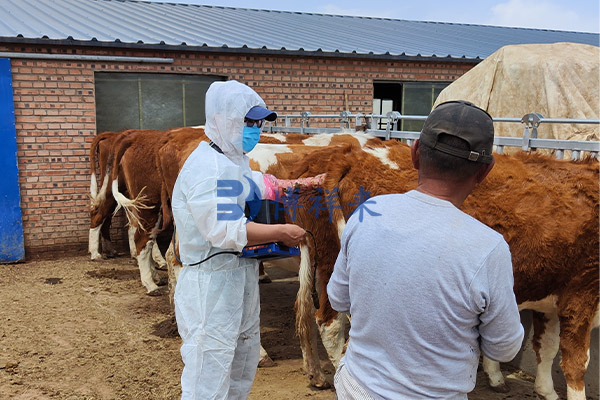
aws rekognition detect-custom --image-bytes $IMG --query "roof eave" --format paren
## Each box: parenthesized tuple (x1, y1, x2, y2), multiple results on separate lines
(0, 36, 482, 63)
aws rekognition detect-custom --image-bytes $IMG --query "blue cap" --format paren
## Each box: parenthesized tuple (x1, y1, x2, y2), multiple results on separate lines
(246, 105, 277, 121)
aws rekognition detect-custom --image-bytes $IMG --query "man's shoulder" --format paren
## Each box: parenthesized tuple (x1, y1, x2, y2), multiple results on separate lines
(461, 213, 508, 253)
(367, 192, 404, 205)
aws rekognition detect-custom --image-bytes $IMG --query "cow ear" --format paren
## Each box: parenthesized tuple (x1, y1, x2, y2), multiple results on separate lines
(411, 139, 420, 170)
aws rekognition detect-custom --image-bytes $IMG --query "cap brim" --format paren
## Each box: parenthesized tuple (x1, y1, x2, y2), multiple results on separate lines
(246, 105, 277, 121)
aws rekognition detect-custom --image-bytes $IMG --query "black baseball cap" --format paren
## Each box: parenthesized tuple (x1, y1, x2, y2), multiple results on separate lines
(419, 100, 494, 164)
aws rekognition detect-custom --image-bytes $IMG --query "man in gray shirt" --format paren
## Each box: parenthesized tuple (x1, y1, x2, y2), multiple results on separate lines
(327, 100, 524, 400)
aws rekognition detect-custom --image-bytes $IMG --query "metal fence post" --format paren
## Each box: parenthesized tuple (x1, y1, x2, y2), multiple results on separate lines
(521, 113, 543, 151)
(301, 111, 311, 135)
(340, 111, 351, 130)
(386, 111, 401, 140)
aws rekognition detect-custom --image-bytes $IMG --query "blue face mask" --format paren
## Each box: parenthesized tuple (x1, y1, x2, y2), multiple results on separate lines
(242, 125, 261, 153)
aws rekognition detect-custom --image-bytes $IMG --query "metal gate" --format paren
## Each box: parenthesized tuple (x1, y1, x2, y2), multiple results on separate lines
(0, 58, 24, 262)
(264, 111, 600, 159)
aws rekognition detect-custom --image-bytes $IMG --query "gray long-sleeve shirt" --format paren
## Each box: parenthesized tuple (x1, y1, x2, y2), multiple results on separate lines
(327, 190, 524, 400)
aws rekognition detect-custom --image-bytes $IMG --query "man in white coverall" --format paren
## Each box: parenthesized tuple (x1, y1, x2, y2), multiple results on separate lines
(171, 80, 307, 399)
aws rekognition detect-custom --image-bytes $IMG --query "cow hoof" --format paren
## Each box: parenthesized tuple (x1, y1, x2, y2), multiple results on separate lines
(258, 356, 275, 368)
(155, 264, 168, 271)
(490, 383, 510, 393)
(146, 289, 162, 297)
(156, 277, 168, 286)
(259, 275, 272, 284)
(309, 378, 331, 390)
(534, 392, 559, 400)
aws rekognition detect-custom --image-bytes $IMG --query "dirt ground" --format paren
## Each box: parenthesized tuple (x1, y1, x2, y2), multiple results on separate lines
(1, 254, 558, 400)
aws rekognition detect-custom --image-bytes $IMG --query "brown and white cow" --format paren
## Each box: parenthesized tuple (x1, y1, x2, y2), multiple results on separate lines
(109, 128, 182, 295)
(249, 131, 380, 174)
(102, 126, 210, 295)
(89, 130, 131, 260)
(89, 129, 166, 268)
(88, 130, 148, 260)
(286, 141, 598, 399)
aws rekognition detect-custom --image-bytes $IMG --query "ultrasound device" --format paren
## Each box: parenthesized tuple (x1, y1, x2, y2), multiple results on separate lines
(241, 242, 300, 260)
(240, 199, 300, 260)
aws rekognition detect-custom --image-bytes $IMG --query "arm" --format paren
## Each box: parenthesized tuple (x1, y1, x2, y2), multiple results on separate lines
(474, 241, 525, 362)
(246, 221, 306, 247)
(246, 171, 308, 247)
(262, 173, 326, 200)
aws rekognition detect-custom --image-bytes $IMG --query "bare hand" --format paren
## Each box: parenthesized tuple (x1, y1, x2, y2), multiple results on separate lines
(279, 224, 306, 247)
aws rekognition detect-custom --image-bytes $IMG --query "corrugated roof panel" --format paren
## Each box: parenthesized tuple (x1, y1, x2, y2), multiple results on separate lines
(0, 0, 597, 60)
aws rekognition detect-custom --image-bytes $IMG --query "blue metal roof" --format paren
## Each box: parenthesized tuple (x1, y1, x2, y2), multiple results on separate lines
(0, 0, 598, 61)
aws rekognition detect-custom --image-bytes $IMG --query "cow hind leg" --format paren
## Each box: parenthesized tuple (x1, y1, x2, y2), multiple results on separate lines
(128, 226, 137, 259)
(150, 208, 168, 271)
(258, 345, 275, 368)
(89, 226, 103, 261)
(148, 247, 167, 287)
(145, 240, 167, 287)
(152, 241, 167, 271)
(90, 207, 113, 260)
(258, 262, 271, 284)
(558, 304, 599, 400)
(318, 312, 347, 369)
(147, 217, 167, 286)
(482, 356, 509, 393)
(165, 241, 181, 309)
(100, 217, 117, 258)
(532, 311, 560, 400)
(136, 239, 162, 296)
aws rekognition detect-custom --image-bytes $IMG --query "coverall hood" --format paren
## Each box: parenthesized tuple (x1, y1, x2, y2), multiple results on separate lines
(205, 80, 267, 164)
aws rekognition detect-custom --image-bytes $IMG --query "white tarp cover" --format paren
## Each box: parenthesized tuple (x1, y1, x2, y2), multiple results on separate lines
(434, 42, 599, 149)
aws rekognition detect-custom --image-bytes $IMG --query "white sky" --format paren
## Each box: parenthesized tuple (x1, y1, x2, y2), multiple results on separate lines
(147, 0, 600, 33)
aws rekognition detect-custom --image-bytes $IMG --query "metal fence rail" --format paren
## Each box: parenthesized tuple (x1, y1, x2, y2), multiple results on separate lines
(263, 111, 600, 160)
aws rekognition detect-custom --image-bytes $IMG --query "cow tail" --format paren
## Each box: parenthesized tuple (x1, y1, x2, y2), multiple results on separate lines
(151, 141, 174, 237)
(294, 240, 319, 346)
(324, 153, 353, 242)
(89, 134, 102, 202)
(89, 132, 113, 208)
(110, 136, 153, 230)
(150, 183, 173, 236)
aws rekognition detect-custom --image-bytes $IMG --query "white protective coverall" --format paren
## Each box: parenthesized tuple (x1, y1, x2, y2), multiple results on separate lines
(172, 80, 269, 400)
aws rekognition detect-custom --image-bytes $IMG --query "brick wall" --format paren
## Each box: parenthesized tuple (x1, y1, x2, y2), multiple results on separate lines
(2, 44, 473, 258)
